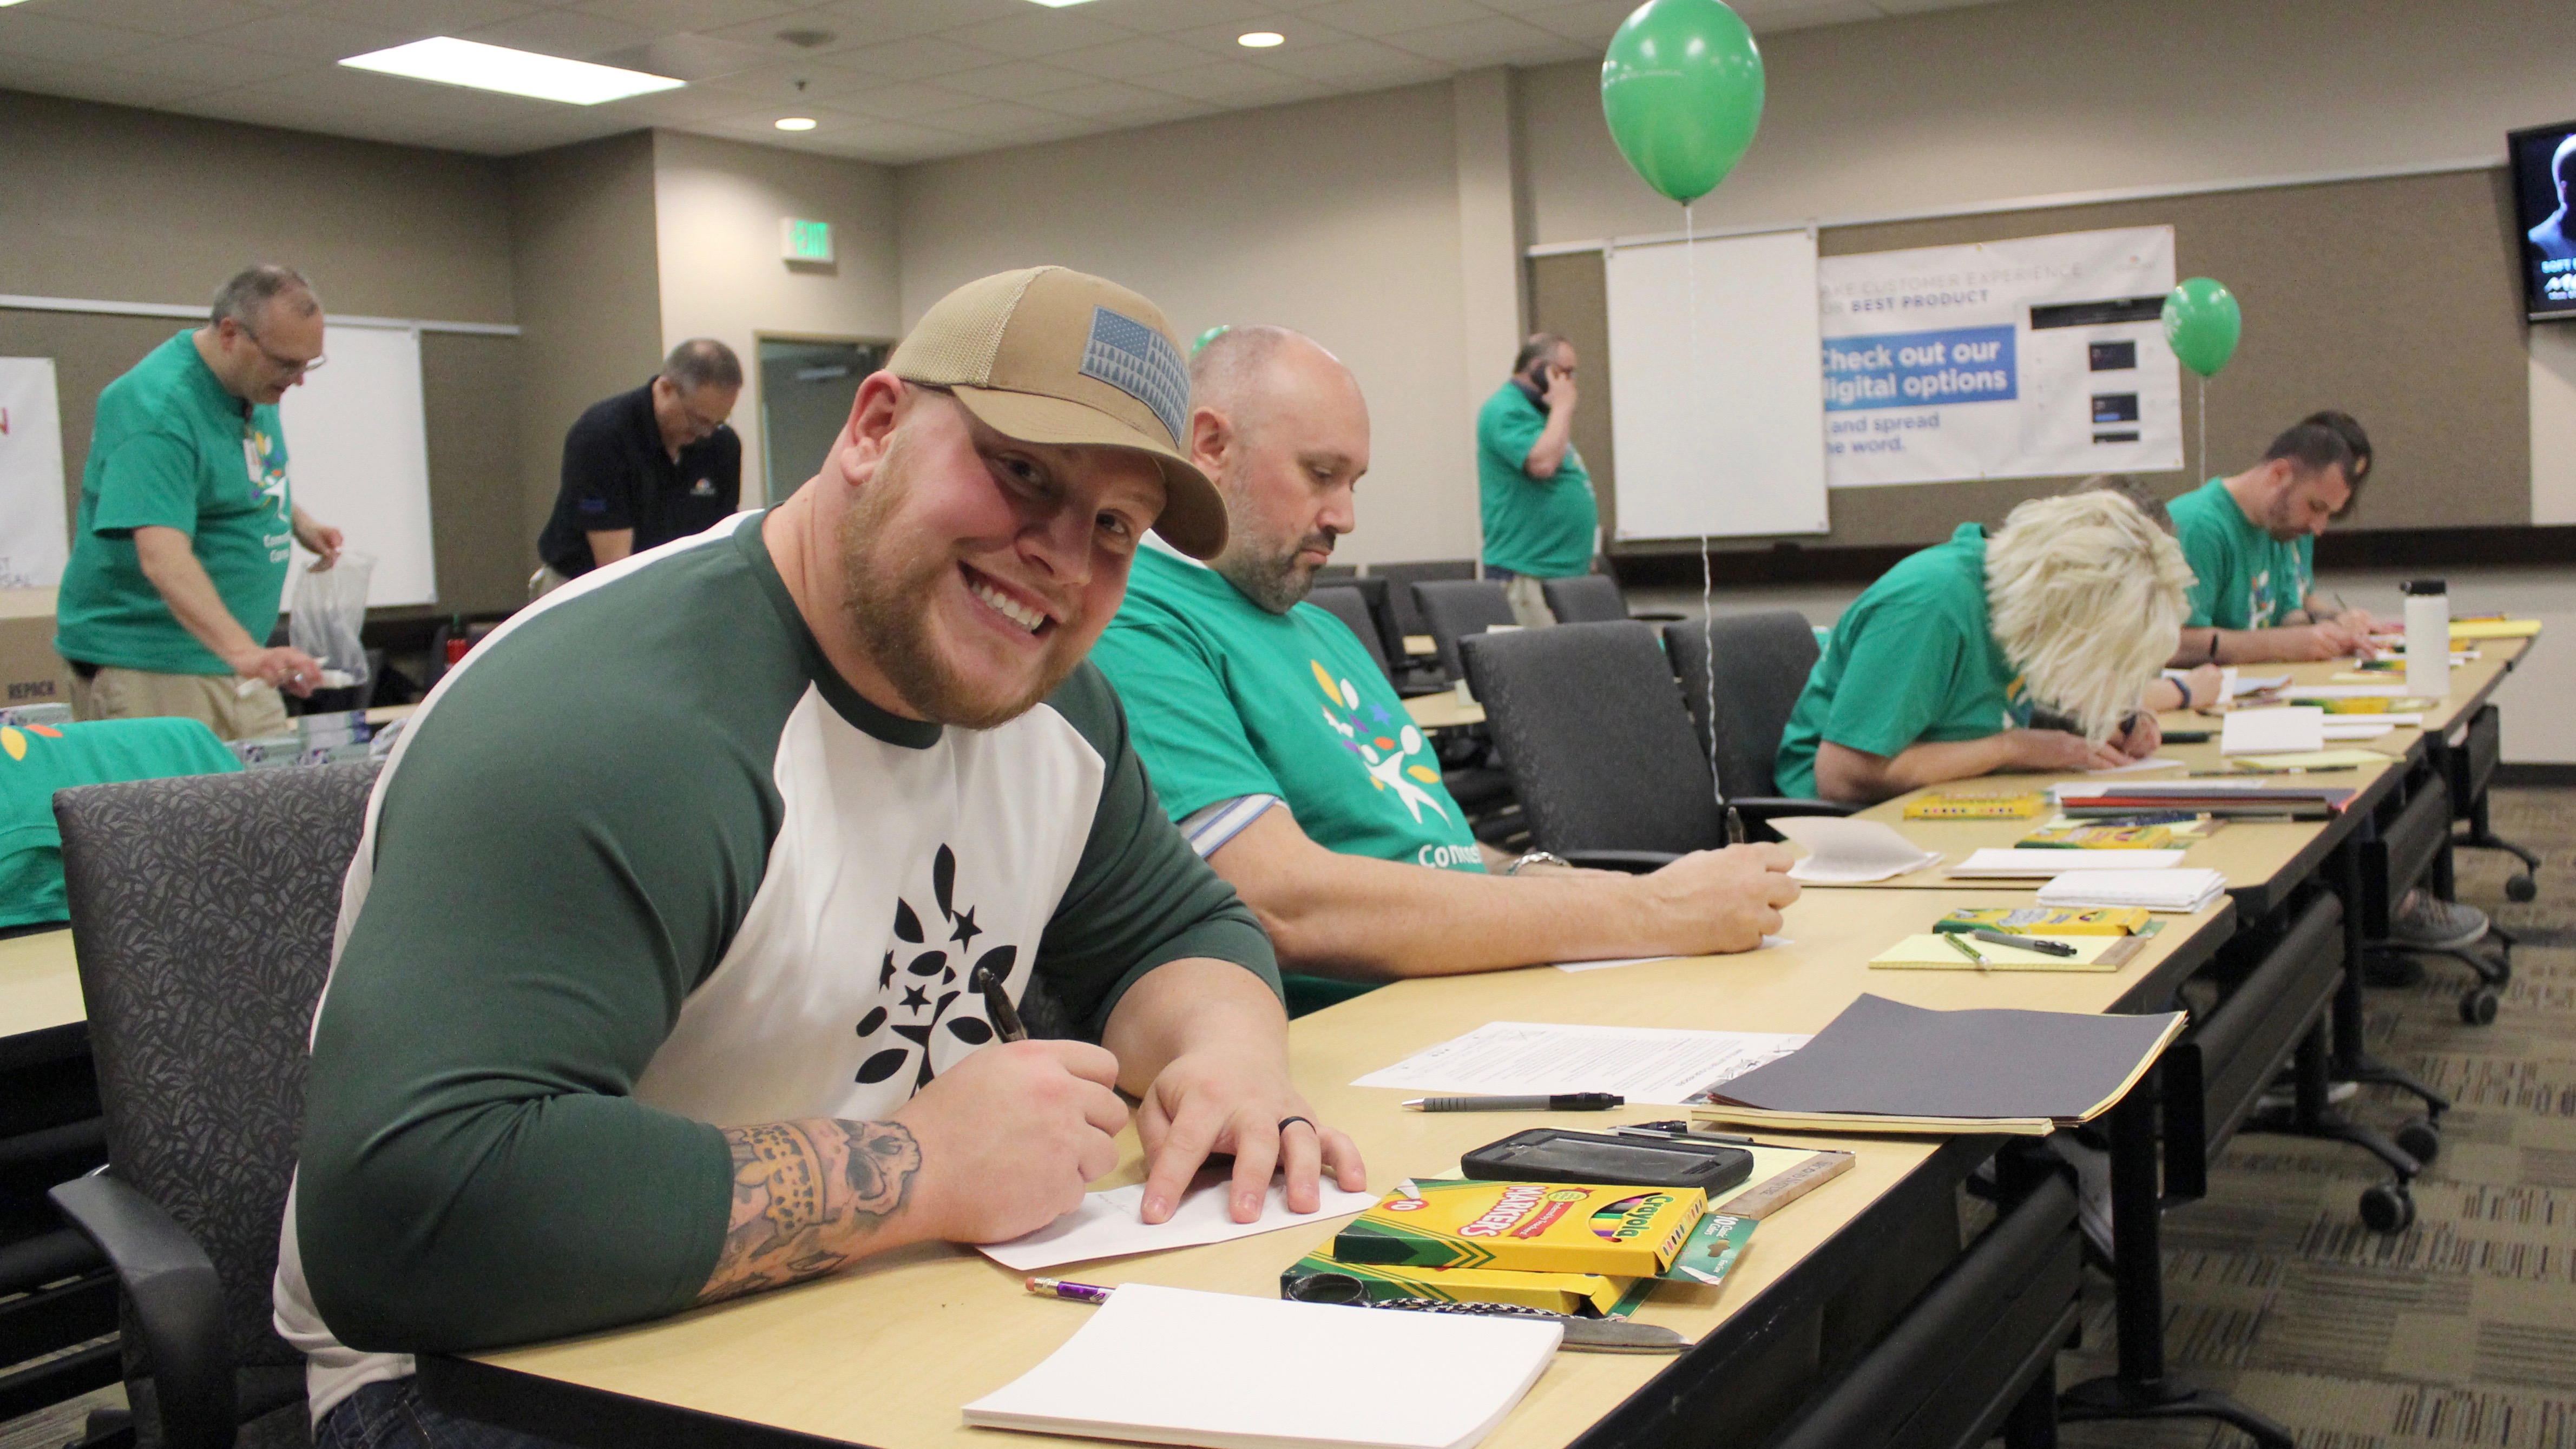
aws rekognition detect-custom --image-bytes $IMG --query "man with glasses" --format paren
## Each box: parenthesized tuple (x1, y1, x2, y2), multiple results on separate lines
(534, 339, 744, 594)
(55, 265, 345, 740)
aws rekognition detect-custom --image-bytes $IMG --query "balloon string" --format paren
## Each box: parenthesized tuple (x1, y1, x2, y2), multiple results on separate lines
(1684, 200, 1721, 805)
(2197, 373, 2207, 484)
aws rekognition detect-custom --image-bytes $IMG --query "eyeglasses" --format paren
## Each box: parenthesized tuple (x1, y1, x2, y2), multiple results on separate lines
(233, 320, 325, 377)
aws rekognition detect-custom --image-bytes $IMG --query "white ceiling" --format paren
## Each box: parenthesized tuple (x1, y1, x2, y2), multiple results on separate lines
(0, 0, 2006, 164)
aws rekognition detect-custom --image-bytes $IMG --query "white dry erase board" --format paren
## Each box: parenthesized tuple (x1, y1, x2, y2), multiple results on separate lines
(275, 321, 437, 606)
(0, 359, 69, 588)
(1604, 228, 1829, 541)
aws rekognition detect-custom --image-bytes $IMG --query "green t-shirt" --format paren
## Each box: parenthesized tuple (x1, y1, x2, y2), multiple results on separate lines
(1093, 546, 1484, 873)
(2168, 477, 2314, 630)
(281, 514, 1269, 1389)
(0, 716, 240, 928)
(1775, 524, 2033, 799)
(56, 331, 295, 675)
(1476, 381, 1595, 578)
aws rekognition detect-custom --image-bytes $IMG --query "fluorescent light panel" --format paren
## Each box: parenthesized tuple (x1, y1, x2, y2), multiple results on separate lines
(339, 37, 684, 106)
(1023, 0, 1099, 6)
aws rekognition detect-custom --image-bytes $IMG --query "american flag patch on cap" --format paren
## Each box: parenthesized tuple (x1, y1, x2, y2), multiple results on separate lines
(1079, 306, 1190, 446)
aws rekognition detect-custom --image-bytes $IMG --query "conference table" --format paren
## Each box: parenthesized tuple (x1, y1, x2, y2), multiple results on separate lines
(0, 926, 81, 1071)
(424, 887, 2235, 1449)
(1403, 688, 1485, 731)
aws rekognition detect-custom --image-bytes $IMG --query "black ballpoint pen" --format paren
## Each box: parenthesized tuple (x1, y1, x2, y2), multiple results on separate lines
(1402, 1092, 1624, 1111)
(972, 963, 1029, 1042)
(1969, 927, 2076, 957)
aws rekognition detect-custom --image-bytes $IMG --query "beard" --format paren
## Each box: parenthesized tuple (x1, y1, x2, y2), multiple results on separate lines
(836, 433, 1084, 729)
(1214, 533, 1331, 615)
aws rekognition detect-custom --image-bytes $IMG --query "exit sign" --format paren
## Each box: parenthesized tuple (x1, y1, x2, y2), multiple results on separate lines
(782, 218, 833, 264)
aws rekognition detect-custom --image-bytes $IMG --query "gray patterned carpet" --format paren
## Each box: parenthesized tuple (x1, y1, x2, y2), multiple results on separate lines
(2059, 786, 2576, 1448)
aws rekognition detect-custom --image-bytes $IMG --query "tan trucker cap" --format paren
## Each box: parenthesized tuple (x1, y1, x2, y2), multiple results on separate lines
(889, 267, 1225, 559)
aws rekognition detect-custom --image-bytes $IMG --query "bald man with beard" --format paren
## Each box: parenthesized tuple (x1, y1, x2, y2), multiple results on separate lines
(1089, 326, 1797, 1012)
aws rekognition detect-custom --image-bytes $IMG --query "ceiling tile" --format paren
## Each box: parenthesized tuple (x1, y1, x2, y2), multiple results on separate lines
(319, 0, 548, 36)
(1737, 0, 1882, 30)
(1869, 0, 2011, 12)
(1027, 78, 1175, 118)
(936, 60, 1098, 100)
(689, 100, 870, 138)
(1086, 0, 1276, 30)
(802, 0, 1029, 44)
(592, 84, 774, 123)
(919, 97, 1087, 138)
(0, 10, 165, 64)
(1511, 0, 1635, 43)
(1292, 0, 1494, 38)
(569, 0, 805, 30)
(833, 80, 983, 121)
(932, 10, 1134, 61)
(1128, 57, 1320, 103)
(823, 34, 1008, 80)
(694, 56, 883, 100)
(189, 13, 418, 64)
(0, 52, 226, 109)
(99, 36, 314, 88)
(1377, 14, 1583, 64)
(1158, 14, 1359, 60)
(32, 0, 284, 38)
(586, 31, 776, 81)
(1251, 37, 1448, 84)
(461, 9, 662, 60)
(760, 114, 975, 159)
(1048, 35, 1211, 79)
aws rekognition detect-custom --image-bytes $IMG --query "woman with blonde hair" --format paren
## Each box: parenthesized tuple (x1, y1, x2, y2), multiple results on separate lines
(1776, 485, 2194, 805)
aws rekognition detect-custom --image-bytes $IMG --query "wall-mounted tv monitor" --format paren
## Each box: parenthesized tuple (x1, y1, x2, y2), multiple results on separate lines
(2511, 119, 2576, 321)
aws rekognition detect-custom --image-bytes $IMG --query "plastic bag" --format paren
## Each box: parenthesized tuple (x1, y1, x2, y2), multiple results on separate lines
(289, 552, 373, 689)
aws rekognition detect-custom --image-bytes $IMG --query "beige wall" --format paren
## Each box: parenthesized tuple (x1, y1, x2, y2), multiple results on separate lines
(897, 83, 1486, 568)
(1518, 0, 2576, 246)
(507, 133, 663, 563)
(652, 132, 902, 505)
(0, 89, 512, 323)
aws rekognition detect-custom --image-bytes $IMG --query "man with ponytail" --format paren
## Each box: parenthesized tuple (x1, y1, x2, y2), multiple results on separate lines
(1777, 485, 2193, 805)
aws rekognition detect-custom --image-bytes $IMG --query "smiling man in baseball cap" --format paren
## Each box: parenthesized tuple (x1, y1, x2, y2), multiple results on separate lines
(278, 268, 1360, 1448)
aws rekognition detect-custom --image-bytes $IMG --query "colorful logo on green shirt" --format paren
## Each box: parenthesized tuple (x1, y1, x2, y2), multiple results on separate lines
(1309, 660, 1450, 825)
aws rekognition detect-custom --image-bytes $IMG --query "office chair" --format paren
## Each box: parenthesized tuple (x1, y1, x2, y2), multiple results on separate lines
(1460, 621, 1740, 872)
(1331, 577, 1437, 693)
(48, 761, 382, 1449)
(1410, 580, 1517, 686)
(1538, 575, 1628, 625)
(1307, 587, 1393, 682)
(1662, 613, 1857, 838)
(2443, 704, 2540, 903)
(1370, 560, 1478, 642)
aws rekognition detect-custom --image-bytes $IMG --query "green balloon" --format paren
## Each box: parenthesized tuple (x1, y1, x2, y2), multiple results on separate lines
(2161, 278, 2242, 378)
(1192, 325, 1230, 355)
(1600, 0, 1765, 206)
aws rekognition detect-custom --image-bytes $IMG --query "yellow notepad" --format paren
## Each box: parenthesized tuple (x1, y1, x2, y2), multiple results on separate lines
(2232, 749, 2393, 769)
(2449, 618, 2540, 640)
(1869, 933, 2134, 972)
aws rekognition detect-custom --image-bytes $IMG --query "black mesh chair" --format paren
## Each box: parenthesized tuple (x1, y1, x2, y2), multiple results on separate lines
(1664, 612, 1856, 838)
(1410, 580, 1517, 686)
(1460, 622, 1730, 872)
(1308, 587, 1392, 682)
(1335, 577, 1429, 689)
(1539, 575, 1628, 624)
(48, 762, 382, 1449)
(1371, 560, 1478, 642)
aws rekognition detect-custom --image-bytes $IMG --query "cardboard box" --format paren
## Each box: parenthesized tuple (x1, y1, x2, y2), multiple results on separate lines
(0, 589, 72, 709)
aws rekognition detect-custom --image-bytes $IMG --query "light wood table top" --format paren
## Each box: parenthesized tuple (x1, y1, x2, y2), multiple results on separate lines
(1404, 688, 1485, 730)
(0, 927, 81, 1043)
(461, 888, 2230, 1449)
(1404, 634, 1437, 657)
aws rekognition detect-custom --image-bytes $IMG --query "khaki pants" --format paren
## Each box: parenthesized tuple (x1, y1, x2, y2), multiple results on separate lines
(69, 666, 288, 742)
(1500, 572, 1558, 629)
(529, 564, 573, 601)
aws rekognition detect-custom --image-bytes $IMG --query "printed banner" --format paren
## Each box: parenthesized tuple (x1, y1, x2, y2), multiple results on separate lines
(1818, 227, 2182, 488)
(0, 360, 68, 589)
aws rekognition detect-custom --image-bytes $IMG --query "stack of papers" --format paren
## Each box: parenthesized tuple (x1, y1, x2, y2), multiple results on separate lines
(1352, 1021, 1810, 1106)
(2036, 868, 2227, 912)
(2220, 707, 2324, 754)
(1771, 816, 1941, 883)
(1954, 848, 2185, 877)
(963, 1283, 1560, 1449)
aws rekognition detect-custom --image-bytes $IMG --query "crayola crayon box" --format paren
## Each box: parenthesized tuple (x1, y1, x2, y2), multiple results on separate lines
(1330, 1178, 1706, 1277)
(1279, 1250, 1637, 1315)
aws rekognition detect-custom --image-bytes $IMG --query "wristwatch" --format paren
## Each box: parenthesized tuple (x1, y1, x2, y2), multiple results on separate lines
(1503, 851, 1569, 876)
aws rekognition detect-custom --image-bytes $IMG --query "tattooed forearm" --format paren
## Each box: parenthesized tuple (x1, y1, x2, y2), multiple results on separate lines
(696, 1118, 923, 1305)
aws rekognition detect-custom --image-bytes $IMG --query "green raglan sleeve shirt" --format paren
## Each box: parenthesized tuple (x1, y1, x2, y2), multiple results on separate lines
(294, 518, 1274, 1355)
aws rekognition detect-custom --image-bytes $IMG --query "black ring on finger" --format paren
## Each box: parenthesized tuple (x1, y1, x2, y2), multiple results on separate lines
(1276, 1115, 1316, 1135)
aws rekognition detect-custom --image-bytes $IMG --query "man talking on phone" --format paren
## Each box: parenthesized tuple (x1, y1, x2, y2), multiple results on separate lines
(1476, 334, 1595, 628)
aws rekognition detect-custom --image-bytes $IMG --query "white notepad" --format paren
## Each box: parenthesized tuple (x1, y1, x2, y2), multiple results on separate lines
(1953, 848, 2186, 877)
(2220, 707, 2324, 754)
(1773, 815, 1941, 882)
(2036, 868, 2227, 912)
(963, 1284, 1561, 1449)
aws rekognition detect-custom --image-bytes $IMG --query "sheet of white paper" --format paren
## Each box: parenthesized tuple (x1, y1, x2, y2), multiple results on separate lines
(1953, 847, 2185, 877)
(2280, 683, 2408, 699)
(2321, 722, 2397, 740)
(1352, 1020, 1811, 1105)
(2087, 756, 2183, 775)
(1553, 936, 1789, 972)
(2220, 707, 2324, 754)
(977, 1170, 1380, 1273)
(1773, 815, 1940, 883)
(2225, 673, 2291, 699)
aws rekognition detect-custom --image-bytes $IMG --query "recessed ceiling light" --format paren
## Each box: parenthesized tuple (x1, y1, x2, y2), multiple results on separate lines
(775, 116, 818, 131)
(1238, 31, 1285, 47)
(1024, 0, 1100, 6)
(339, 37, 684, 106)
